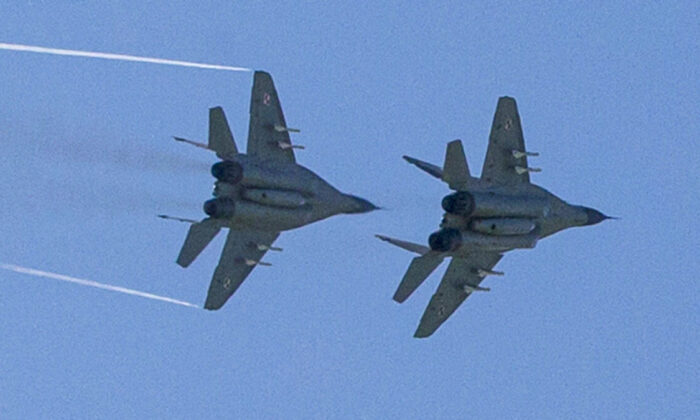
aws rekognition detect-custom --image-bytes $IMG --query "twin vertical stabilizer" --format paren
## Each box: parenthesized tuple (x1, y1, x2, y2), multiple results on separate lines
(208, 107, 238, 160)
(403, 140, 473, 190)
(442, 140, 471, 190)
(173, 107, 239, 161)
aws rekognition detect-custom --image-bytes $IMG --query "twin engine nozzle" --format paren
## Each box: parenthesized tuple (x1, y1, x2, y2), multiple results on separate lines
(441, 192, 475, 216)
(442, 191, 547, 219)
(428, 228, 462, 252)
(204, 197, 235, 219)
(211, 161, 243, 184)
(205, 161, 242, 219)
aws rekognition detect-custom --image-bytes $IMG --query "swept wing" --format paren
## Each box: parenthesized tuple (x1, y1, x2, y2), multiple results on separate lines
(414, 252, 502, 338)
(246, 71, 298, 163)
(204, 228, 280, 310)
(481, 97, 536, 185)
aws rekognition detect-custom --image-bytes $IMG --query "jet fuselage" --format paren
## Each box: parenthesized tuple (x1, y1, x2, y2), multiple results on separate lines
(430, 180, 607, 256)
(203, 154, 375, 232)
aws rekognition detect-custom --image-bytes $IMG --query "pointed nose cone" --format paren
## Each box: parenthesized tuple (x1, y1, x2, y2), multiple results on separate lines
(342, 194, 379, 214)
(582, 207, 612, 226)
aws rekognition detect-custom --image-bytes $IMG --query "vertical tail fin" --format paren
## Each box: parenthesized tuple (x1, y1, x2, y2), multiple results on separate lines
(208, 107, 238, 159)
(442, 140, 471, 189)
(403, 140, 473, 190)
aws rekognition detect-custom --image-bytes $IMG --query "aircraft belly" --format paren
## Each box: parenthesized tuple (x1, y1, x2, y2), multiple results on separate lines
(229, 200, 316, 231)
(442, 190, 548, 218)
(458, 230, 538, 252)
(469, 218, 535, 235)
(241, 188, 307, 208)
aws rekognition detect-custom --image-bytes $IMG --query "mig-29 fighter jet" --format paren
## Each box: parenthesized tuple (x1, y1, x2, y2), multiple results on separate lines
(161, 71, 377, 310)
(377, 97, 612, 338)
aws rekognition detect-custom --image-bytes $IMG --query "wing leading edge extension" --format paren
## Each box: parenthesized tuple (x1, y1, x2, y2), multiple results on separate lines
(204, 228, 280, 310)
(414, 252, 502, 338)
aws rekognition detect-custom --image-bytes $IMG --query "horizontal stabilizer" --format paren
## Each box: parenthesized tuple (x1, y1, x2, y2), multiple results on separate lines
(375, 234, 429, 255)
(393, 253, 444, 303)
(209, 107, 238, 160)
(176, 219, 222, 268)
(403, 156, 443, 179)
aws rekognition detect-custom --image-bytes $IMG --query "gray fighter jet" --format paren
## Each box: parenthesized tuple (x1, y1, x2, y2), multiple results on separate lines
(377, 97, 612, 338)
(161, 71, 377, 310)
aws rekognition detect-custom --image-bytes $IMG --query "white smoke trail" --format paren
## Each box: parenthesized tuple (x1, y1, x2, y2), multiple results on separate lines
(0, 262, 199, 308)
(0, 42, 251, 72)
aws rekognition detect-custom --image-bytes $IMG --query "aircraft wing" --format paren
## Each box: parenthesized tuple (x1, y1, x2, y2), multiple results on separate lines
(414, 252, 502, 338)
(204, 228, 280, 310)
(481, 97, 533, 185)
(246, 71, 297, 163)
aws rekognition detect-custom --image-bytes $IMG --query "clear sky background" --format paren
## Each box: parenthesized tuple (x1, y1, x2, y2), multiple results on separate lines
(1, 2, 697, 419)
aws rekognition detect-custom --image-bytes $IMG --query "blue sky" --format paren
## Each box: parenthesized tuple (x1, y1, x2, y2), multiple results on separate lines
(1, 2, 697, 419)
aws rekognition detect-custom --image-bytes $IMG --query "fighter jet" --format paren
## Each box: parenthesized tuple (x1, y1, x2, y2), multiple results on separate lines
(377, 97, 612, 338)
(161, 71, 377, 310)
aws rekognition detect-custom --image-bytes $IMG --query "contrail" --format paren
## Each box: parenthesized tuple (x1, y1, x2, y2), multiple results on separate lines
(0, 262, 199, 309)
(0, 42, 251, 72)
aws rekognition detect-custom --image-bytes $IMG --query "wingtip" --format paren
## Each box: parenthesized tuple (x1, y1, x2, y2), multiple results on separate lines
(203, 302, 223, 311)
(413, 330, 431, 339)
(392, 293, 408, 304)
(204, 290, 229, 310)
